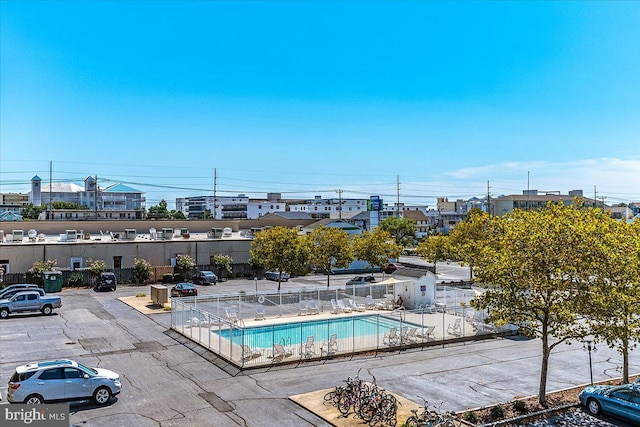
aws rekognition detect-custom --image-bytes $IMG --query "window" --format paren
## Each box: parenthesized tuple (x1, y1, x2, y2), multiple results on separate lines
(14, 294, 26, 302)
(39, 368, 65, 380)
(27, 294, 37, 301)
(64, 368, 85, 379)
(113, 256, 122, 269)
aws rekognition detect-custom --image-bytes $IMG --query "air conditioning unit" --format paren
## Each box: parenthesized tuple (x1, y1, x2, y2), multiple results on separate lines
(12, 230, 24, 242)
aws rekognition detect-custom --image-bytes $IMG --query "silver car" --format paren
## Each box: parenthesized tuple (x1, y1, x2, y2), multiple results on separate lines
(7, 359, 121, 405)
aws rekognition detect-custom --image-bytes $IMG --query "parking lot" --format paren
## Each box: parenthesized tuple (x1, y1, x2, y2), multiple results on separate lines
(1, 269, 638, 426)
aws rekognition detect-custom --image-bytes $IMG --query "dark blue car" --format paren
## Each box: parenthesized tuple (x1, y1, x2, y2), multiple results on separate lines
(579, 382, 640, 424)
(170, 283, 198, 297)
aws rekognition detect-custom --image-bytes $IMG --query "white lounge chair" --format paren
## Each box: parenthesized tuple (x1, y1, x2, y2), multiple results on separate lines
(337, 299, 352, 313)
(307, 299, 320, 315)
(365, 295, 376, 310)
(300, 336, 315, 359)
(447, 318, 462, 336)
(242, 345, 262, 362)
(348, 298, 366, 312)
(225, 307, 239, 324)
(298, 300, 309, 316)
(383, 327, 400, 346)
(416, 325, 436, 342)
(402, 327, 418, 344)
(255, 304, 266, 321)
(270, 343, 293, 362)
(330, 299, 341, 314)
(322, 333, 338, 356)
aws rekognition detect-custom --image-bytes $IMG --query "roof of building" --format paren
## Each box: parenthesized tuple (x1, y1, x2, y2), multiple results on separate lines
(40, 183, 85, 193)
(0, 211, 23, 221)
(303, 218, 362, 231)
(103, 183, 143, 194)
(263, 212, 313, 220)
(401, 210, 428, 221)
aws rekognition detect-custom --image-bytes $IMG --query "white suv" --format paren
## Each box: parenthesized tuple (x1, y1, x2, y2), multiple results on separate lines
(7, 359, 121, 405)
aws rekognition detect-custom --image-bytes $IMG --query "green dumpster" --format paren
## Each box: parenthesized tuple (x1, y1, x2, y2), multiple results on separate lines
(44, 271, 63, 293)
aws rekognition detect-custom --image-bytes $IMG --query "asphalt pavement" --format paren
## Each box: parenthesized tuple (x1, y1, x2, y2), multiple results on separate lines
(1, 266, 638, 427)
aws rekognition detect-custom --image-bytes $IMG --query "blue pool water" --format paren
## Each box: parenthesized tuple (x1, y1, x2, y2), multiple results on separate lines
(219, 315, 420, 348)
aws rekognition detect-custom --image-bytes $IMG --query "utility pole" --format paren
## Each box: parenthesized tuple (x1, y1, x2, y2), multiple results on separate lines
(49, 161, 52, 221)
(95, 175, 98, 219)
(336, 189, 343, 219)
(396, 175, 400, 218)
(487, 180, 491, 216)
(213, 168, 217, 220)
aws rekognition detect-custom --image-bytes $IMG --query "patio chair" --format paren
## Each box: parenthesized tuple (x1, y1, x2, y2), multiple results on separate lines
(241, 345, 262, 362)
(322, 333, 338, 356)
(270, 343, 293, 362)
(330, 299, 341, 314)
(383, 327, 400, 346)
(416, 325, 436, 342)
(307, 299, 320, 315)
(347, 298, 366, 312)
(402, 327, 418, 344)
(447, 318, 462, 336)
(225, 307, 239, 325)
(298, 300, 309, 316)
(337, 299, 352, 313)
(255, 304, 266, 321)
(364, 295, 376, 310)
(300, 336, 316, 359)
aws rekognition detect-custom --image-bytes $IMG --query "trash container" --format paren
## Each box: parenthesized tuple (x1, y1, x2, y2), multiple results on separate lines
(44, 271, 63, 293)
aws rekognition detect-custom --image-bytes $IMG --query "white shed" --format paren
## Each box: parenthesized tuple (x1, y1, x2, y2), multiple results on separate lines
(378, 272, 437, 309)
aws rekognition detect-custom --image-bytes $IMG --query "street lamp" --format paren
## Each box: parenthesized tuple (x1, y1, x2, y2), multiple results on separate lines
(254, 276, 258, 294)
(583, 338, 597, 385)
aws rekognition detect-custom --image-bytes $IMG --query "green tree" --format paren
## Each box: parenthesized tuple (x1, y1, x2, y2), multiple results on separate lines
(89, 259, 107, 275)
(585, 218, 640, 383)
(416, 235, 451, 273)
(352, 229, 401, 274)
(379, 217, 417, 247)
(175, 254, 195, 277)
(170, 210, 186, 219)
(198, 209, 213, 220)
(213, 254, 233, 280)
(470, 202, 602, 405)
(134, 258, 152, 284)
(250, 226, 309, 291)
(448, 208, 491, 280)
(29, 260, 58, 285)
(147, 200, 169, 219)
(305, 226, 354, 288)
(20, 203, 46, 219)
(52, 201, 88, 210)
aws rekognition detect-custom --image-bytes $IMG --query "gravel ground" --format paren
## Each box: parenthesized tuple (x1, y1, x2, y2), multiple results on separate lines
(514, 408, 620, 427)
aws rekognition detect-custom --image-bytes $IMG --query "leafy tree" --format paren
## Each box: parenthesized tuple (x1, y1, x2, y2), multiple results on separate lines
(352, 229, 401, 274)
(175, 254, 195, 276)
(29, 259, 58, 285)
(470, 202, 602, 405)
(89, 259, 107, 275)
(416, 235, 451, 273)
(379, 217, 417, 247)
(305, 225, 354, 288)
(52, 201, 88, 210)
(585, 218, 640, 383)
(20, 203, 46, 219)
(147, 200, 169, 219)
(448, 208, 491, 279)
(170, 210, 186, 219)
(213, 254, 233, 279)
(250, 226, 309, 291)
(198, 209, 213, 220)
(134, 258, 152, 284)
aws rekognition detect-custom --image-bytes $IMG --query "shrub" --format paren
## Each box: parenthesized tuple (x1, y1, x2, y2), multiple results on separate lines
(175, 254, 195, 273)
(512, 399, 527, 414)
(89, 259, 107, 275)
(67, 273, 84, 288)
(162, 273, 173, 283)
(490, 404, 504, 419)
(134, 258, 152, 284)
(29, 260, 58, 285)
(136, 293, 147, 298)
(463, 411, 478, 423)
(173, 273, 184, 282)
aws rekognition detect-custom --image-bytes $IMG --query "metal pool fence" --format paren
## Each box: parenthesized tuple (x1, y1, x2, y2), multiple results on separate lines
(170, 284, 510, 368)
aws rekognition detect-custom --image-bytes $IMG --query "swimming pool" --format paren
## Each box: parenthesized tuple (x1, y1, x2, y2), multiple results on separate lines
(219, 314, 421, 348)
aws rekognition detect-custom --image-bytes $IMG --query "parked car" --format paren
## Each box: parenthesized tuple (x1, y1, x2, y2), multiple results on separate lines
(0, 286, 45, 300)
(0, 284, 40, 299)
(7, 359, 121, 405)
(0, 291, 62, 318)
(170, 282, 198, 297)
(264, 271, 290, 282)
(346, 275, 376, 285)
(96, 272, 117, 291)
(578, 382, 640, 424)
(192, 271, 218, 285)
(384, 263, 401, 274)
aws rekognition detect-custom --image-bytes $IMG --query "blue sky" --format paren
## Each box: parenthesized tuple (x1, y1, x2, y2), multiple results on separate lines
(1, 1, 639, 209)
